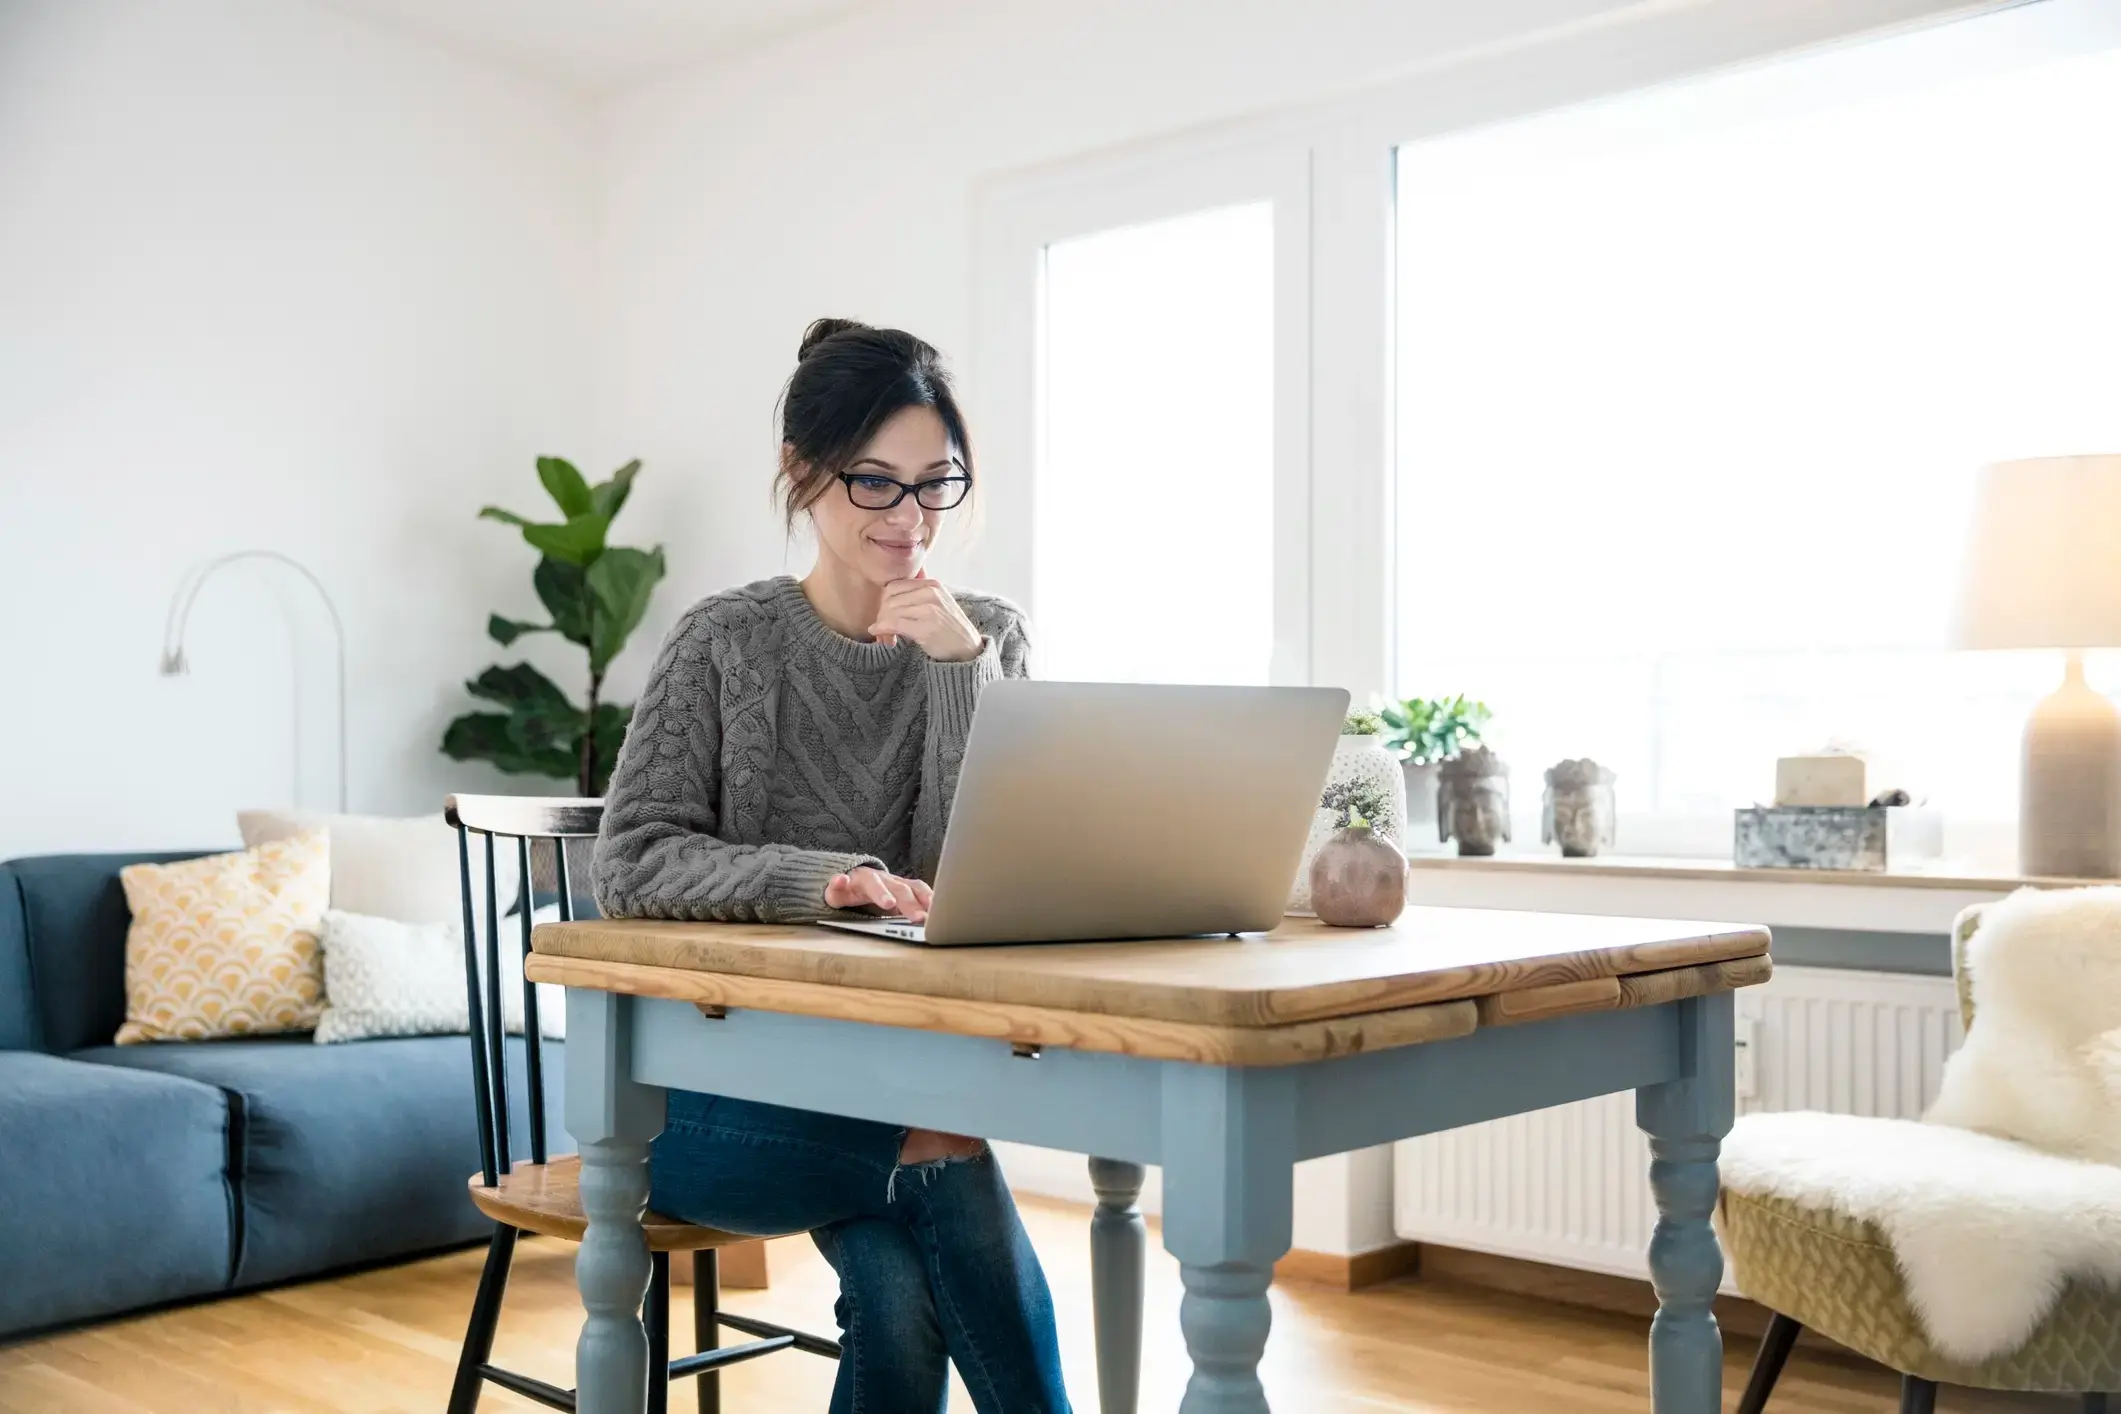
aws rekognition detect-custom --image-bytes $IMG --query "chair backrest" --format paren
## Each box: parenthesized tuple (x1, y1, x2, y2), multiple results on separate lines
(444, 794, 603, 1185)
(1930, 886, 2121, 1168)
(1950, 902, 1985, 1033)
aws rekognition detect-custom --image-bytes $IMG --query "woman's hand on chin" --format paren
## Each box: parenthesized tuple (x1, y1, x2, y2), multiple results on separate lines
(825, 866, 933, 922)
(870, 570, 984, 663)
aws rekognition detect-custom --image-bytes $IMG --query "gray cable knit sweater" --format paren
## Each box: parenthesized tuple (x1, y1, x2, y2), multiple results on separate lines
(592, 575, 1031, 922)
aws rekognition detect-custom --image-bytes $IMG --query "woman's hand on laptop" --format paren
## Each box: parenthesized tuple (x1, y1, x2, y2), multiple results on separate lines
(826, 866, 933, 922)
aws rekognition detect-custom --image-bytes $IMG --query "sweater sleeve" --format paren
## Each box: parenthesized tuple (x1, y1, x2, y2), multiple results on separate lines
(909, 604, 1032, 883)
(593, 607, 886, 922)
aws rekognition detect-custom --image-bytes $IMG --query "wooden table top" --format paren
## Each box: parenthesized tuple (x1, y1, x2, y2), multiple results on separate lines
(528, 908, 1771, 1066)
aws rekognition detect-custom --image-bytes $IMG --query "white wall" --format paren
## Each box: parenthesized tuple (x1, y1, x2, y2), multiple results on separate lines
(0, 0, 598, 856)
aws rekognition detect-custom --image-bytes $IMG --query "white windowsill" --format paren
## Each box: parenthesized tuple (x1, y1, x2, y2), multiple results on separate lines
(1401, 851, 2105, 935)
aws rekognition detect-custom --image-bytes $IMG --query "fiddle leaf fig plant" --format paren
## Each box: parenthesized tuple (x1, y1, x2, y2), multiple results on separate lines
(1379, 694, 1492, 766)
(443, 457, 664, 796)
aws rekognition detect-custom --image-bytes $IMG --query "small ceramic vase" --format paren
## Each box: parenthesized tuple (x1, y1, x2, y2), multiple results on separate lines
(1289, 733, 1408, 915)
(1309, 824, 1408, 927)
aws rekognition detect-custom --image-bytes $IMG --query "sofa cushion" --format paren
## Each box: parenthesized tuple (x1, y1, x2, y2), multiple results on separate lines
(238, 809, 522, 924)
(0, 1051, 233, 1337)
(75, 1033, 571, 1287)
(115, 834, 330, 1044)
(0, 867, 35, 1050)
(9, 851, 211, 1053)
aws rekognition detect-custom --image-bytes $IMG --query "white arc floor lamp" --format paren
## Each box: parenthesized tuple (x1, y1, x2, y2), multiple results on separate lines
(1953, 455, 2121, 879)
(160, 549, 348, 812)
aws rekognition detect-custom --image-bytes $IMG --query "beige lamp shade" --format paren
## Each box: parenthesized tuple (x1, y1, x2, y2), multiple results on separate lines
(1953, 455, 2121, 650)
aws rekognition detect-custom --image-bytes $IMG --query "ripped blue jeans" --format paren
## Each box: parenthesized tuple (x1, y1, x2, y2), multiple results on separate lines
(648, 1092, 1073, 1414)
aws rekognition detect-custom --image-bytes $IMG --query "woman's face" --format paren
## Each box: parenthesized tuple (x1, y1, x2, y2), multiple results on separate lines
(800, 404, 965, 587)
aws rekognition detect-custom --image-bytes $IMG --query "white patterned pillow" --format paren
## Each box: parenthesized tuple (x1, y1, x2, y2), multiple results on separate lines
(314, 908, 566, 1045)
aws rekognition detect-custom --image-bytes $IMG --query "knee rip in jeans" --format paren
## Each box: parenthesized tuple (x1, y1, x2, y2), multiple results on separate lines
(888, 1131, 986, 1200)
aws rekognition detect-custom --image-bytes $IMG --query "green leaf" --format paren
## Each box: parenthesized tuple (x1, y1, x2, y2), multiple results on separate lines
(442, 710, 578, 780)
(478, 506, 531, 527)
(591, 460, 642, 520)
(487, 614, 552, 646)
(534, 556, 594, 646)
(586, 545, 666, 674)
(458, 666, 591, 783)
(536, 457, 594, 518)
(464, 662, 573, 713)
(1341, 708, 1385, 736)
(522, 513, 608, 566)
(504, 694, 586, 757)
(1386, 693, 1492, 764)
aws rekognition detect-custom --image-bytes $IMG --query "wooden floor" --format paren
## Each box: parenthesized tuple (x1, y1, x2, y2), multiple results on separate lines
(0, 1195, 2063, 1413)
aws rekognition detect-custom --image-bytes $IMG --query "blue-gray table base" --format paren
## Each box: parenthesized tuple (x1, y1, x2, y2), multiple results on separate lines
(563, 987, 1736, 1414)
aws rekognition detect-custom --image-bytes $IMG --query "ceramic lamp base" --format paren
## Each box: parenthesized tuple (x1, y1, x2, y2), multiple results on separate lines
(2020, 653, 2121, 879)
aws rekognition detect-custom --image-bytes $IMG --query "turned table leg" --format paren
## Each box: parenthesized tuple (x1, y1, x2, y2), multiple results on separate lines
(1637, 992, 1736, 1414)
(1089, 1157, 1148, 1414)
(568, 989, 667, 1414)
(1160, 1067, 1296, 1414)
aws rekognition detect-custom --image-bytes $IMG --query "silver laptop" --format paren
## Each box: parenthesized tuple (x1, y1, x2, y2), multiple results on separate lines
(822, 680, 1348, 946)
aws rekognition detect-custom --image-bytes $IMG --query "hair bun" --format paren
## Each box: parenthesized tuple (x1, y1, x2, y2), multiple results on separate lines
(798, 317, 871, 359)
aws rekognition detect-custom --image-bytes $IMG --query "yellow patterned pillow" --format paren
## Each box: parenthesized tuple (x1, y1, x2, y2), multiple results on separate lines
(115, 831, 330, 1043)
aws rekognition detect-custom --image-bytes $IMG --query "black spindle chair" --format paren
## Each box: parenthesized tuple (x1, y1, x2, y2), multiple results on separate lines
(444, 794, 839, 1414)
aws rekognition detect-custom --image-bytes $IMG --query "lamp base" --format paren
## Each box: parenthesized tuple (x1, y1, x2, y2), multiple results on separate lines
(2020, 652, 2121, 879)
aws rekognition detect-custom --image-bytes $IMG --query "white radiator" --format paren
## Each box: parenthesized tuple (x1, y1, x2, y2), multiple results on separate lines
(1391, 964, 1965, 1284)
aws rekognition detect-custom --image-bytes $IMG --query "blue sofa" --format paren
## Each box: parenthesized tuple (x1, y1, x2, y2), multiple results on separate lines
(0, 851, 569, 1339)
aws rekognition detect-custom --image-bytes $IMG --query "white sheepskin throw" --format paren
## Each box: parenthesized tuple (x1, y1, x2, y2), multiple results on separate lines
(1722, 1112, 2121, 1363)
(1926, 885, 2121, 1167)
(1722, 886, 2121, 1363)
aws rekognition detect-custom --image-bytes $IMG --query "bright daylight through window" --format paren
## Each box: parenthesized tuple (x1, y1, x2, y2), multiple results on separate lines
(1036, 202, 1275, 686)
(1394, 14, 2121, 857)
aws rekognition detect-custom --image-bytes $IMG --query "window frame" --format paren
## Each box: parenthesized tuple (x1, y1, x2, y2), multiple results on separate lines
(970, 0, 2065, 843)
(972, 135, 1314, 685)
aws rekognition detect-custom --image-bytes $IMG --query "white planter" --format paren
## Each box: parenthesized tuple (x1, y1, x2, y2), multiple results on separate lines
(1289, 734, 1408, 916)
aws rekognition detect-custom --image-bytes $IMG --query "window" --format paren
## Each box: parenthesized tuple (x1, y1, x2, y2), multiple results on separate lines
(1394, 10, 2121, 854)
(1036, 203, 1277, 685)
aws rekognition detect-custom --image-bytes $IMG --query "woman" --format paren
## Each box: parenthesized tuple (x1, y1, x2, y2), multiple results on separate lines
(593, 318, 1069, 1414)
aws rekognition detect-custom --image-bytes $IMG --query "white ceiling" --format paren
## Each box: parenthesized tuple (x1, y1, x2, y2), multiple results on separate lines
(322, 0, 879, 92)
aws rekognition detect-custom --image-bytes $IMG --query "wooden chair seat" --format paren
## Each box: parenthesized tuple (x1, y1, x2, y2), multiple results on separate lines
(468, 1155, 763, 1253)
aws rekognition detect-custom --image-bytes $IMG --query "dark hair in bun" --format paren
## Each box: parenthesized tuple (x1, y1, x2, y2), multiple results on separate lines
(775, 318, 973, 531)
(796, 316, 867, 359)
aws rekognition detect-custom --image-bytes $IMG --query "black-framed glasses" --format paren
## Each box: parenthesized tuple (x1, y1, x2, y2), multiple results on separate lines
(838, 472, 972, 511)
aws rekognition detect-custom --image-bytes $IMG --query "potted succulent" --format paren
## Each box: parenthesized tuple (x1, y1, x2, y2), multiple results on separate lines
(1308, 786, 1408, 927)
(1379, 695, 1492, 846)
(1289, 711, 1408, 915)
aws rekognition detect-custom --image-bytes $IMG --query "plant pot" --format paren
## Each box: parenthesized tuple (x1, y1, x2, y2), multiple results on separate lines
(1402, 759, 1441, 851)
(1310, 825, 1408, 927)
(1289, 734, 1407, 916)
